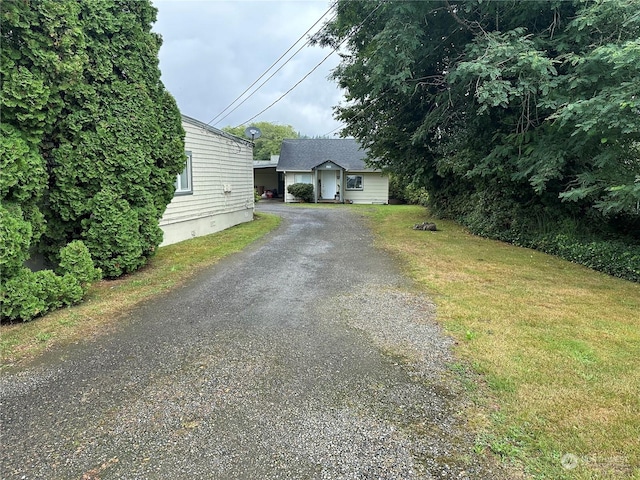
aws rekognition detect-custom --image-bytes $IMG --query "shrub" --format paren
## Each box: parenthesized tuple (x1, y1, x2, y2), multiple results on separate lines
(82, 189, 144, 278)
(58, 240, 102, 293)
(0, 203, 33, 278)
(0, 268, 83, 322)
(287, 183, 314, 203)
(404, 184, 430, 206)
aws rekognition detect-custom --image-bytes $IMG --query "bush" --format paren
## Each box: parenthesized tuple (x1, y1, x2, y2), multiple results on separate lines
(388, 174, 429, 205)
(404, 184, 430, 206)
(1, 240, 100, 322)
(287, 183, 314, 203)
(1, 268, 83, 322)
(82, 189, 144, 278)
(458, 198, 640, 283)
(535, 235, 640, 283)
(58, 240, 102, 293)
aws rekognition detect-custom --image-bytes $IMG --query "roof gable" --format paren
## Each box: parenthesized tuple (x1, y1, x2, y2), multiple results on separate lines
(276, 139, 377, 172)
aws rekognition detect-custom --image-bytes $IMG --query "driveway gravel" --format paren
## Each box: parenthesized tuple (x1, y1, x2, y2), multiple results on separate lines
(1, 203, 508, 479)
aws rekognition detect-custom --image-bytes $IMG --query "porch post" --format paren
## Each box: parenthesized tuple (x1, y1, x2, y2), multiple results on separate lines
(314, 169, 318, 203)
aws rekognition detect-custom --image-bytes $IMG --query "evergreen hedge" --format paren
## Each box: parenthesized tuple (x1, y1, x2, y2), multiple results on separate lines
(1, 0, 185, 321)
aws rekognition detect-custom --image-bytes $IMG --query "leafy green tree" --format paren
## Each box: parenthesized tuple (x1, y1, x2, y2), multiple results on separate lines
(224, 122, 299, 160)
(317, 1, 640, 254)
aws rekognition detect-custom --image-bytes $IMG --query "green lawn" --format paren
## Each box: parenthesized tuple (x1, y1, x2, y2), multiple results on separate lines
(361, 205, 639, 480)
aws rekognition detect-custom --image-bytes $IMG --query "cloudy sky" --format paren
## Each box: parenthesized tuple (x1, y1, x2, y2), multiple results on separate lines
(152, 0, 345, 137)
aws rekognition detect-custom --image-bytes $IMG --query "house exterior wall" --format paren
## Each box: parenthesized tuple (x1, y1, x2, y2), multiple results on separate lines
(283, 170, 388, 204)
(159, 117, 254, 246)
(283, 170, 313, 202)
(344, 173, 389, 204)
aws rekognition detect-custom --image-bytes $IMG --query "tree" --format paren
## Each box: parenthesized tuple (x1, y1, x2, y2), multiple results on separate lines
(224, 122, 299, 160)
(1, 0, 185, 320)
(317, 0, 640, 237)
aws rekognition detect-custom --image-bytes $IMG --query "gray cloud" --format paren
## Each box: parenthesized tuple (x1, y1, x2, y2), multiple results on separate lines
(152, 0, 344, 137)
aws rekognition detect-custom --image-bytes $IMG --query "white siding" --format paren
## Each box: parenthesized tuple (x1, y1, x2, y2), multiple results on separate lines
(283, 170, 311, 202)
(160, 118, 254, 246)
(344, 172, 388, 204)
(283, 170, 388, 204)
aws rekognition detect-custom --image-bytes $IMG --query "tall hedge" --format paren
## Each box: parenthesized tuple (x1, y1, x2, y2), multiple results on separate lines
(1, 0, 185, 321)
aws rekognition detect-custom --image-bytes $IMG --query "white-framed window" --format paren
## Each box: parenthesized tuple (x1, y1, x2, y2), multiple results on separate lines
(175, 151, 192, 195)
(293, 173, 313, 184)
(346, 174, 363, 190)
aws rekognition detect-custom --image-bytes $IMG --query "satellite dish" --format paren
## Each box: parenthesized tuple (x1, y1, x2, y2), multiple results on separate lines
(244, 126, 262, 140)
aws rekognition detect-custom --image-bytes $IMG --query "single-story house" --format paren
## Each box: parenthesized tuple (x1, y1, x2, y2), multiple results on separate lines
(159, 114, 255, 246)
(277, 138, 388, 204)
(253, 155, 283, 198)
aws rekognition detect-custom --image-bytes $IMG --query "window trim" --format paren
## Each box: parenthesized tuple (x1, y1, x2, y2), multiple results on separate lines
(346, 174, 364, 191)
(175, 151, 193, 195)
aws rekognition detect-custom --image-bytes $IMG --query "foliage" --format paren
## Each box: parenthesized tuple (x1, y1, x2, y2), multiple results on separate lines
(224, 122, 299, 160)
(317, 0, 640, 266)
(2, 213, 281, 363)
(0, 124, 47, 278)
(1, 0, 185, 279)
(58, 240, 102, 293)
(287, 183, 314, 203)
(388, 173, 430, 206)
(1, 268, 84, 322)
(1, 239, 100, 322)
(1, 0, 184, 320)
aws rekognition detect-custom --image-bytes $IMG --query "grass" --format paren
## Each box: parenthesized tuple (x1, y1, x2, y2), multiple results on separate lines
(0, 213, 281, 367)
(2, 204, 638, 479)
(360, 204, 640, 480)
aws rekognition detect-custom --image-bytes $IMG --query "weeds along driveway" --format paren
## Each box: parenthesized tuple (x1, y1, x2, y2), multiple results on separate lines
(1, 203, 508, 479)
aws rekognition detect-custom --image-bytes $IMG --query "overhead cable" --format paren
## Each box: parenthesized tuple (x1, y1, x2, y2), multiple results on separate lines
(206, 5, 336, 127)
(236, 2, 384, 128)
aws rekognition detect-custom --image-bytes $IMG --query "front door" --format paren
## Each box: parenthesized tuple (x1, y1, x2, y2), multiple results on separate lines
(320, 170, 337, 200)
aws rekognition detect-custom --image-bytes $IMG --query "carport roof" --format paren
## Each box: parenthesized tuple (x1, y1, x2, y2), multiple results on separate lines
(276, 138, 378, 172)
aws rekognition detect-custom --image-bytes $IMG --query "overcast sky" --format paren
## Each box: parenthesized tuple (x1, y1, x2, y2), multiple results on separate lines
(152, 0, 345, 138)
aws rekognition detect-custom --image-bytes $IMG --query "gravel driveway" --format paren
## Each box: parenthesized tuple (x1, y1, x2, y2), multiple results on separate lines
(1, 203, 507, 479)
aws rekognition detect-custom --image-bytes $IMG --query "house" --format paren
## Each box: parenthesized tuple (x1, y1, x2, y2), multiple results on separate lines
(276, 138, 388, 204)
(159, 114, 255, 246)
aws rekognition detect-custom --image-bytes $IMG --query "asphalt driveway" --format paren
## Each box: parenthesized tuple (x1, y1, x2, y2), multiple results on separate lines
(1, 203, 507, 479)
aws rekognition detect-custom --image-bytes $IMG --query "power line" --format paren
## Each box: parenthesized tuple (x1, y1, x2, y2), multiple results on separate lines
(205, 5, 336, 127)
(235, 1, 384, 128)
(235, 48, 338, 127)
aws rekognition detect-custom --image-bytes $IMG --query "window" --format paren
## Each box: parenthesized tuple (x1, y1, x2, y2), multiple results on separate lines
(293, 173, 312, 184)
(175, 151, 192, 195)
(346, 175, 363, 190)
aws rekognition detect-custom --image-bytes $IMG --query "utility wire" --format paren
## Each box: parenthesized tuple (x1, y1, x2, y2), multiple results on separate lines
(235, 2, 384, 128)
(205, 5, 336, 127)
(210, 12, 337, 128)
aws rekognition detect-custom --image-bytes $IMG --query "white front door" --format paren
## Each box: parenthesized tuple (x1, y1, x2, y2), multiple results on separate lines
(320, 170, 337, 200)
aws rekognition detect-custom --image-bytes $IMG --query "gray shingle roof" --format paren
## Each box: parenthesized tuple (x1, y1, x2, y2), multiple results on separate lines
(276, 138, 378, 172)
